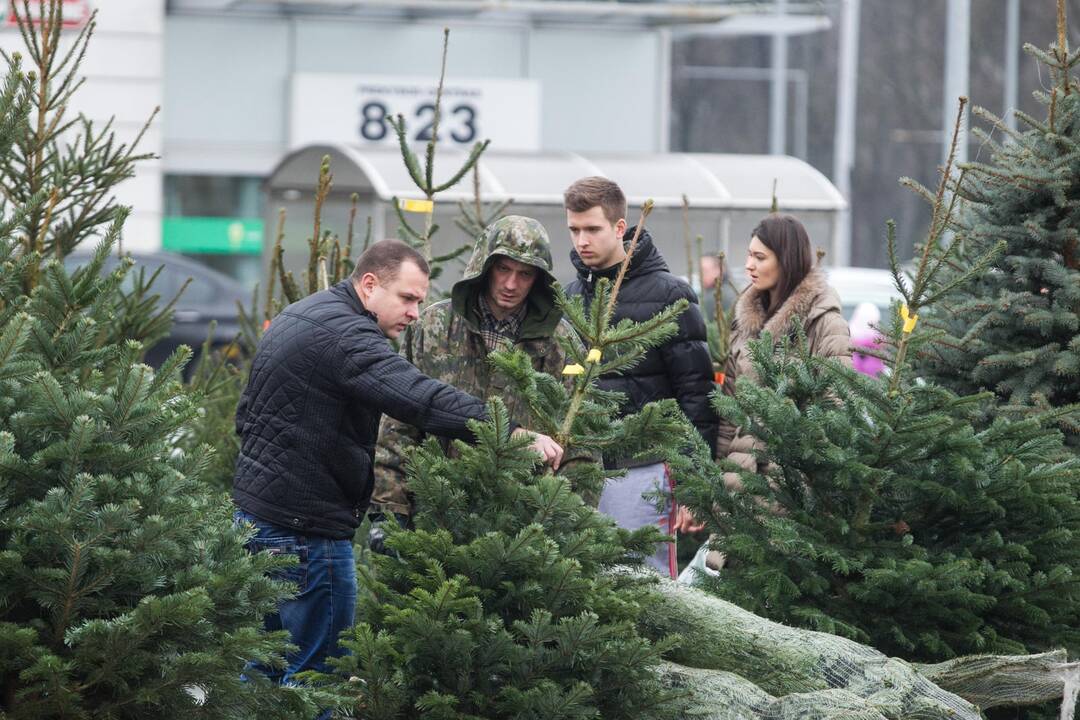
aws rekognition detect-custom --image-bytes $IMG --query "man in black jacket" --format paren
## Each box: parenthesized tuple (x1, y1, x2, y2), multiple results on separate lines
(563, 177, 716, 578)
(233, 239, 562, 698)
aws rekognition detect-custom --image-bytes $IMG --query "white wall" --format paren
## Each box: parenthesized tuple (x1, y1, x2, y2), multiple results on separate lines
(163, 14, 668, 176)
(0, 0, 164, 251)
(163, 16, 289, 176)
(528, 28, 662, 152)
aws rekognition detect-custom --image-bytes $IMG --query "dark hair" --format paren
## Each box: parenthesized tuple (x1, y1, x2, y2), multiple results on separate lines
(751, 215, 813, 312)
(351, 239, 430, 282)
(563, 176, 627, 225)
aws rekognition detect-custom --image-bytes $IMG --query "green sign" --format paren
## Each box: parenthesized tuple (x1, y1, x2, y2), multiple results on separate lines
(162, 217, 263, 255)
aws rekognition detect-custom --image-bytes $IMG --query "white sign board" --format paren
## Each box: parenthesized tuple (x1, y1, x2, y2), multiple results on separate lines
(290, 73, 541, 151)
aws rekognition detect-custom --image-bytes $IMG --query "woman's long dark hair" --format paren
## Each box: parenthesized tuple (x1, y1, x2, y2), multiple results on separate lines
(751, 214, 813, 314)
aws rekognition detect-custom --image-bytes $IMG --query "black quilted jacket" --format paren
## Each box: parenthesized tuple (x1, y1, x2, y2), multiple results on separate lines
(233, 280, 488, 539)
(565, 228, 717, 459)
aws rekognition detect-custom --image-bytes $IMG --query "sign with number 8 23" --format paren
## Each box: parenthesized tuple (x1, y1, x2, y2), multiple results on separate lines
(358, 98, 478, 144)
(291, 74, 541, 152)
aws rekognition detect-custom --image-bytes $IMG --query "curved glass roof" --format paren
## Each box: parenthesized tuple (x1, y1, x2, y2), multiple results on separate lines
(268, 144, 846, 212)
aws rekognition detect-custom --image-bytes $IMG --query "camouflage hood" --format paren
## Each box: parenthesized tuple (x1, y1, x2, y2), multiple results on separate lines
(451, 215, 562, 339)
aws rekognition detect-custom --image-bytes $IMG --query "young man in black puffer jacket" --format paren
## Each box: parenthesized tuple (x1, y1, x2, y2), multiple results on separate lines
(563, 177, 716, 578)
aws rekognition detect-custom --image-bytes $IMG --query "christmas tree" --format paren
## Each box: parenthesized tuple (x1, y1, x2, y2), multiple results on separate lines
(0, 0, 178, 354)
(0, 241, 319, 719)
(679, 320, 1080, 660)
(0, 4, 316, 716)
(675, 92, 1080, 674)
(913, 0, 1080, 446)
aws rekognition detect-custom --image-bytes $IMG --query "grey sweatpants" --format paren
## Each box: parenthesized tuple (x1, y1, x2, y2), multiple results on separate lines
(597, 462, 676, 578)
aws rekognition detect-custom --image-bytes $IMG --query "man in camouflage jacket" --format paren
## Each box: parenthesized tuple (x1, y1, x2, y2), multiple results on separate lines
(371, 215, 581, 523)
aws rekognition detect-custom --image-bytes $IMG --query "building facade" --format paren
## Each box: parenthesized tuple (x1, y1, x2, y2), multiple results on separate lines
(2, 0, 832, 287)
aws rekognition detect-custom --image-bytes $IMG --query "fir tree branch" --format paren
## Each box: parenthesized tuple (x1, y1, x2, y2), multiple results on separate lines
(264, 208, 285, 322)
(424, 28, 450, 195)
(391, 196, 426, 246)
(388, 114, 425, 192)
(682, 194, 693, 283)
(343, 192, 358, 278)
(431, 139, 490, 194)
(605, 200, 654, 321)
(308, 155, 332, 294)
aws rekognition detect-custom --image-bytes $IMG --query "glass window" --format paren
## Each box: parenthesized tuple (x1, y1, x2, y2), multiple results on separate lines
(164, 174, 264, 218)
(163, 174, 265, 290)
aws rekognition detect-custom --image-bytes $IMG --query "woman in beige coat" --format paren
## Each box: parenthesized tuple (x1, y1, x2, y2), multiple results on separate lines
(679, 215, 852, 576)
(718, 214, 853, 474)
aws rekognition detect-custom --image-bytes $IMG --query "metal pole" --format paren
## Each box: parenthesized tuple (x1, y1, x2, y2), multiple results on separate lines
(1004, 0, 1020, 132)
(943, 0, 970, 164)
(657, 27, 672, 152)
(794, 71, 808, 160)
(832, 0, 859, 267)
(770, 0, 788, 155)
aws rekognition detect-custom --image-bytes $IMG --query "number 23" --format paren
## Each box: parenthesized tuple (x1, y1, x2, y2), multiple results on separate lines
(414, 103, 477, 143)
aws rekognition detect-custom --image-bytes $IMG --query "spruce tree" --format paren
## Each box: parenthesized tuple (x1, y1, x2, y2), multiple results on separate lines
(0, 1, 152, 276)
(0, 4, 317, 716)
(0, 0, 182, 355)
(914, 2, 1080, 446)
(678, 322, 1080, 660)
(676, 96, 1080, 666)
(387, 28, 488, 270)
(0, 238, 317, 718)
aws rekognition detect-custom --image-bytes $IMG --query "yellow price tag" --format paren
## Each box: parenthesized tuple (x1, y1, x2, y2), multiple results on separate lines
(562, 363, 585, 376)
(585, 348, 602, 363)
(400, 198, 434, 213)
(900, 304, 918, 334)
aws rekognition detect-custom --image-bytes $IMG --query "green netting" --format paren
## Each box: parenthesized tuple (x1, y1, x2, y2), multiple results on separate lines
(660, 662, 891, 720)
(918, 652, 1080, 716)
(641, 577, 1078, 720)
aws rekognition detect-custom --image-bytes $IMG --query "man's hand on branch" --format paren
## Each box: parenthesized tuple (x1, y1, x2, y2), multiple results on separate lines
(512, 428, 564, 471)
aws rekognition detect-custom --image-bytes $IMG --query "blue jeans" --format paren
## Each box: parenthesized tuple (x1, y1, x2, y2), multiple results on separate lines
(597, 462, 677, 578)
(234, 509, 357, 685)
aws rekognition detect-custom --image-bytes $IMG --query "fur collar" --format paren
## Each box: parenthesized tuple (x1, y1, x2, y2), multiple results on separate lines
(734, 267, 836, 340)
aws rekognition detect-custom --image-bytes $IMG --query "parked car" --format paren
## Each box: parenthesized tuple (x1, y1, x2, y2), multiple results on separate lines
(824, 266, 908, 377)
(64, 250, 248, 376)
(824, 266, 905, 322)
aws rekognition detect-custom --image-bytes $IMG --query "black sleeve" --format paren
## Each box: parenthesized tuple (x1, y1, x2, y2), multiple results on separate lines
(659, 284, 719, 456)
(235, 388, 248, 437)
(337, 322, 488, 441)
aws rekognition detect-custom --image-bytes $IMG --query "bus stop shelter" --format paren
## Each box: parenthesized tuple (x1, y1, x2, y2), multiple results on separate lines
(265, 145, 847, 289)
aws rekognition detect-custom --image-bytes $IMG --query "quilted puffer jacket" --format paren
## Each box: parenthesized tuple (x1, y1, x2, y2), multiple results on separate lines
(232, 279, 488, 539)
